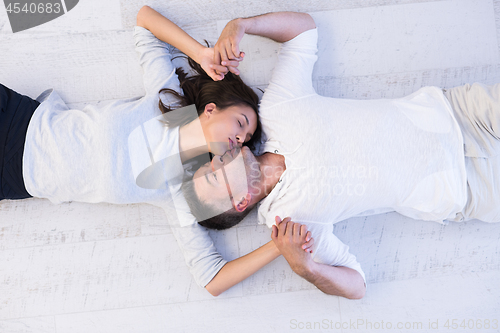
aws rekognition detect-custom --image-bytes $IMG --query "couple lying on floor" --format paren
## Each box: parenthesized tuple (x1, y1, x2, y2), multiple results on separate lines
(2, 7, 499, 299)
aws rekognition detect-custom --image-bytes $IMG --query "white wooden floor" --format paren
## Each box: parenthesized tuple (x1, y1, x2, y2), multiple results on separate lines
(1, 1, 500, 332)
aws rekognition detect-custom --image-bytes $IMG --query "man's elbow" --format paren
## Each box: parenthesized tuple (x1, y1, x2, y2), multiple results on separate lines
(303, 13, 317, 31)
(346, 285, 366, 300)
(321, 282, 366, 300)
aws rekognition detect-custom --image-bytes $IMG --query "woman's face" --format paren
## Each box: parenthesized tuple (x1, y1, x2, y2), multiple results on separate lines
(201, 103, 258, 156)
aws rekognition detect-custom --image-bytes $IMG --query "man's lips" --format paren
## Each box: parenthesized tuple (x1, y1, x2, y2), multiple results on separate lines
(229, 138, 234, 150)
(228, 146, 239, 158)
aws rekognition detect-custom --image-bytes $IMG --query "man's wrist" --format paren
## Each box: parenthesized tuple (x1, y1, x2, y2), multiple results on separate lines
(292, 258, 316, 279)
(235, 17, 251, 34)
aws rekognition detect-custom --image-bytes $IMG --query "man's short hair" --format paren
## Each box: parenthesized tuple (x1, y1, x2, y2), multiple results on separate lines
(181, 175, 255, 230)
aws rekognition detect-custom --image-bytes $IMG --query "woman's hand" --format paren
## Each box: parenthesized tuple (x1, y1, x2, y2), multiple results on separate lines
(136, 6, 230, 82)
(272, 216, 314, 254)
(197, 47, 230, 81)
(214, 18, 247, 76)
(271, 216, 315, 275)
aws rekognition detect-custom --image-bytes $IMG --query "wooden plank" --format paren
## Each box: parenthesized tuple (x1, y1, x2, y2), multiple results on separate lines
(0, 235, 192, 319)
(0, 199, 170, 250)
(332, 213, 500, 283)
(0, 30, 144, 104)
(0, 318, 55, 333)
(338, 270, 500, 333)
(119, 0, 446, 29)
(54, 289, 341, 333)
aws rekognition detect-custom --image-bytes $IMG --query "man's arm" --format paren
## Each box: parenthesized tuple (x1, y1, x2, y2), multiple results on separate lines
(272, 219, 366, 299)
(214, 12, 316, 75)
(205, 217, 314, 296)
(298, 262, 366, 299)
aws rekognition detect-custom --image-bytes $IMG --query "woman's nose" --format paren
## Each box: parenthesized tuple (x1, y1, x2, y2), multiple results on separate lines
(235, 135, 241, 144)
(236, 134, 245, 145)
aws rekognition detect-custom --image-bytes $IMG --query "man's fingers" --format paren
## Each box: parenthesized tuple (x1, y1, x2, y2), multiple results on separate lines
(271, 225, 277, 240)
(232, 44, 241, 60)
(293, 223, 301, 239)
(213, 48, 222, 68)
(221, 60, 240, 68)
(277, 216, 292, 236)
(300, 224, 308, 237)
(225, 46, 237, 62)
(228, 66, 240, 76)
(221, 59, 240, 75)
(285, 220, 294, 236)
(229, 67, 240, 75)
(279, 221, 288, 236)
(219, 46, 229, 63)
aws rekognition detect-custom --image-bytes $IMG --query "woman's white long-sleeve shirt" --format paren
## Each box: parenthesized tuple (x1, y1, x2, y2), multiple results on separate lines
(22, 27, 227, 288)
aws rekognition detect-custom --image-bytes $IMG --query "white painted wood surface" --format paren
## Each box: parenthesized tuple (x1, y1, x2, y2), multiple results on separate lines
(1, 0, 499, 332)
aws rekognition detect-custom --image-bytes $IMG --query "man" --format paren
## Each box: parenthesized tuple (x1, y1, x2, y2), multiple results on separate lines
(181, 11, 500, 298)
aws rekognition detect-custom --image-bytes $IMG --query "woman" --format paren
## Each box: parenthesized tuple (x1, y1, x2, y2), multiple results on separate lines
(0, 6, 312, 297)
(0, 7, 261, 204)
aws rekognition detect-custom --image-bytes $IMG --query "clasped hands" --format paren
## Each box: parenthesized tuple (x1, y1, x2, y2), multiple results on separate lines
(198, 19, 245, 81)
(271, 216, 316, 276)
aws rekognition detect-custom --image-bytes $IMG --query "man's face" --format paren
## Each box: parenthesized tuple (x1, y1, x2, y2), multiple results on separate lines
(193, 146, 261, 212)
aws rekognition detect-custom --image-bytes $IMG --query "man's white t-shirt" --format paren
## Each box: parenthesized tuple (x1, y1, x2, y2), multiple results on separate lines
(257, 28, 468, 281)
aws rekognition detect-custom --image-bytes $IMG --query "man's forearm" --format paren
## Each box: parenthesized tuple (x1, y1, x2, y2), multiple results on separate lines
(298, 263, 366, 299)
(238, 12, 316, 43)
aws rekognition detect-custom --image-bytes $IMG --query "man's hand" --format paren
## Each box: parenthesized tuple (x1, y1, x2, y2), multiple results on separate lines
(214, 18, 246, 76)
(271, 216, 315, 276)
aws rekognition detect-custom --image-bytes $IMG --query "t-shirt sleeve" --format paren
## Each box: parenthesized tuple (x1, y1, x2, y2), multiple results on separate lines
(133, 26, 182, 96)
(168, 219, 228, 288)
(303, 222, 366, 284)
(260, 28, 318, 109)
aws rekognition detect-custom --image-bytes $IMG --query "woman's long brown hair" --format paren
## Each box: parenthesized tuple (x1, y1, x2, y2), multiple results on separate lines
(158, 56, 262, 151)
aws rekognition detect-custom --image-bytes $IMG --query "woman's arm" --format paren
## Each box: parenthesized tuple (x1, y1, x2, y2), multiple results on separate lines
(136, 5, 228, 80)
(205, 240, 280, 296)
